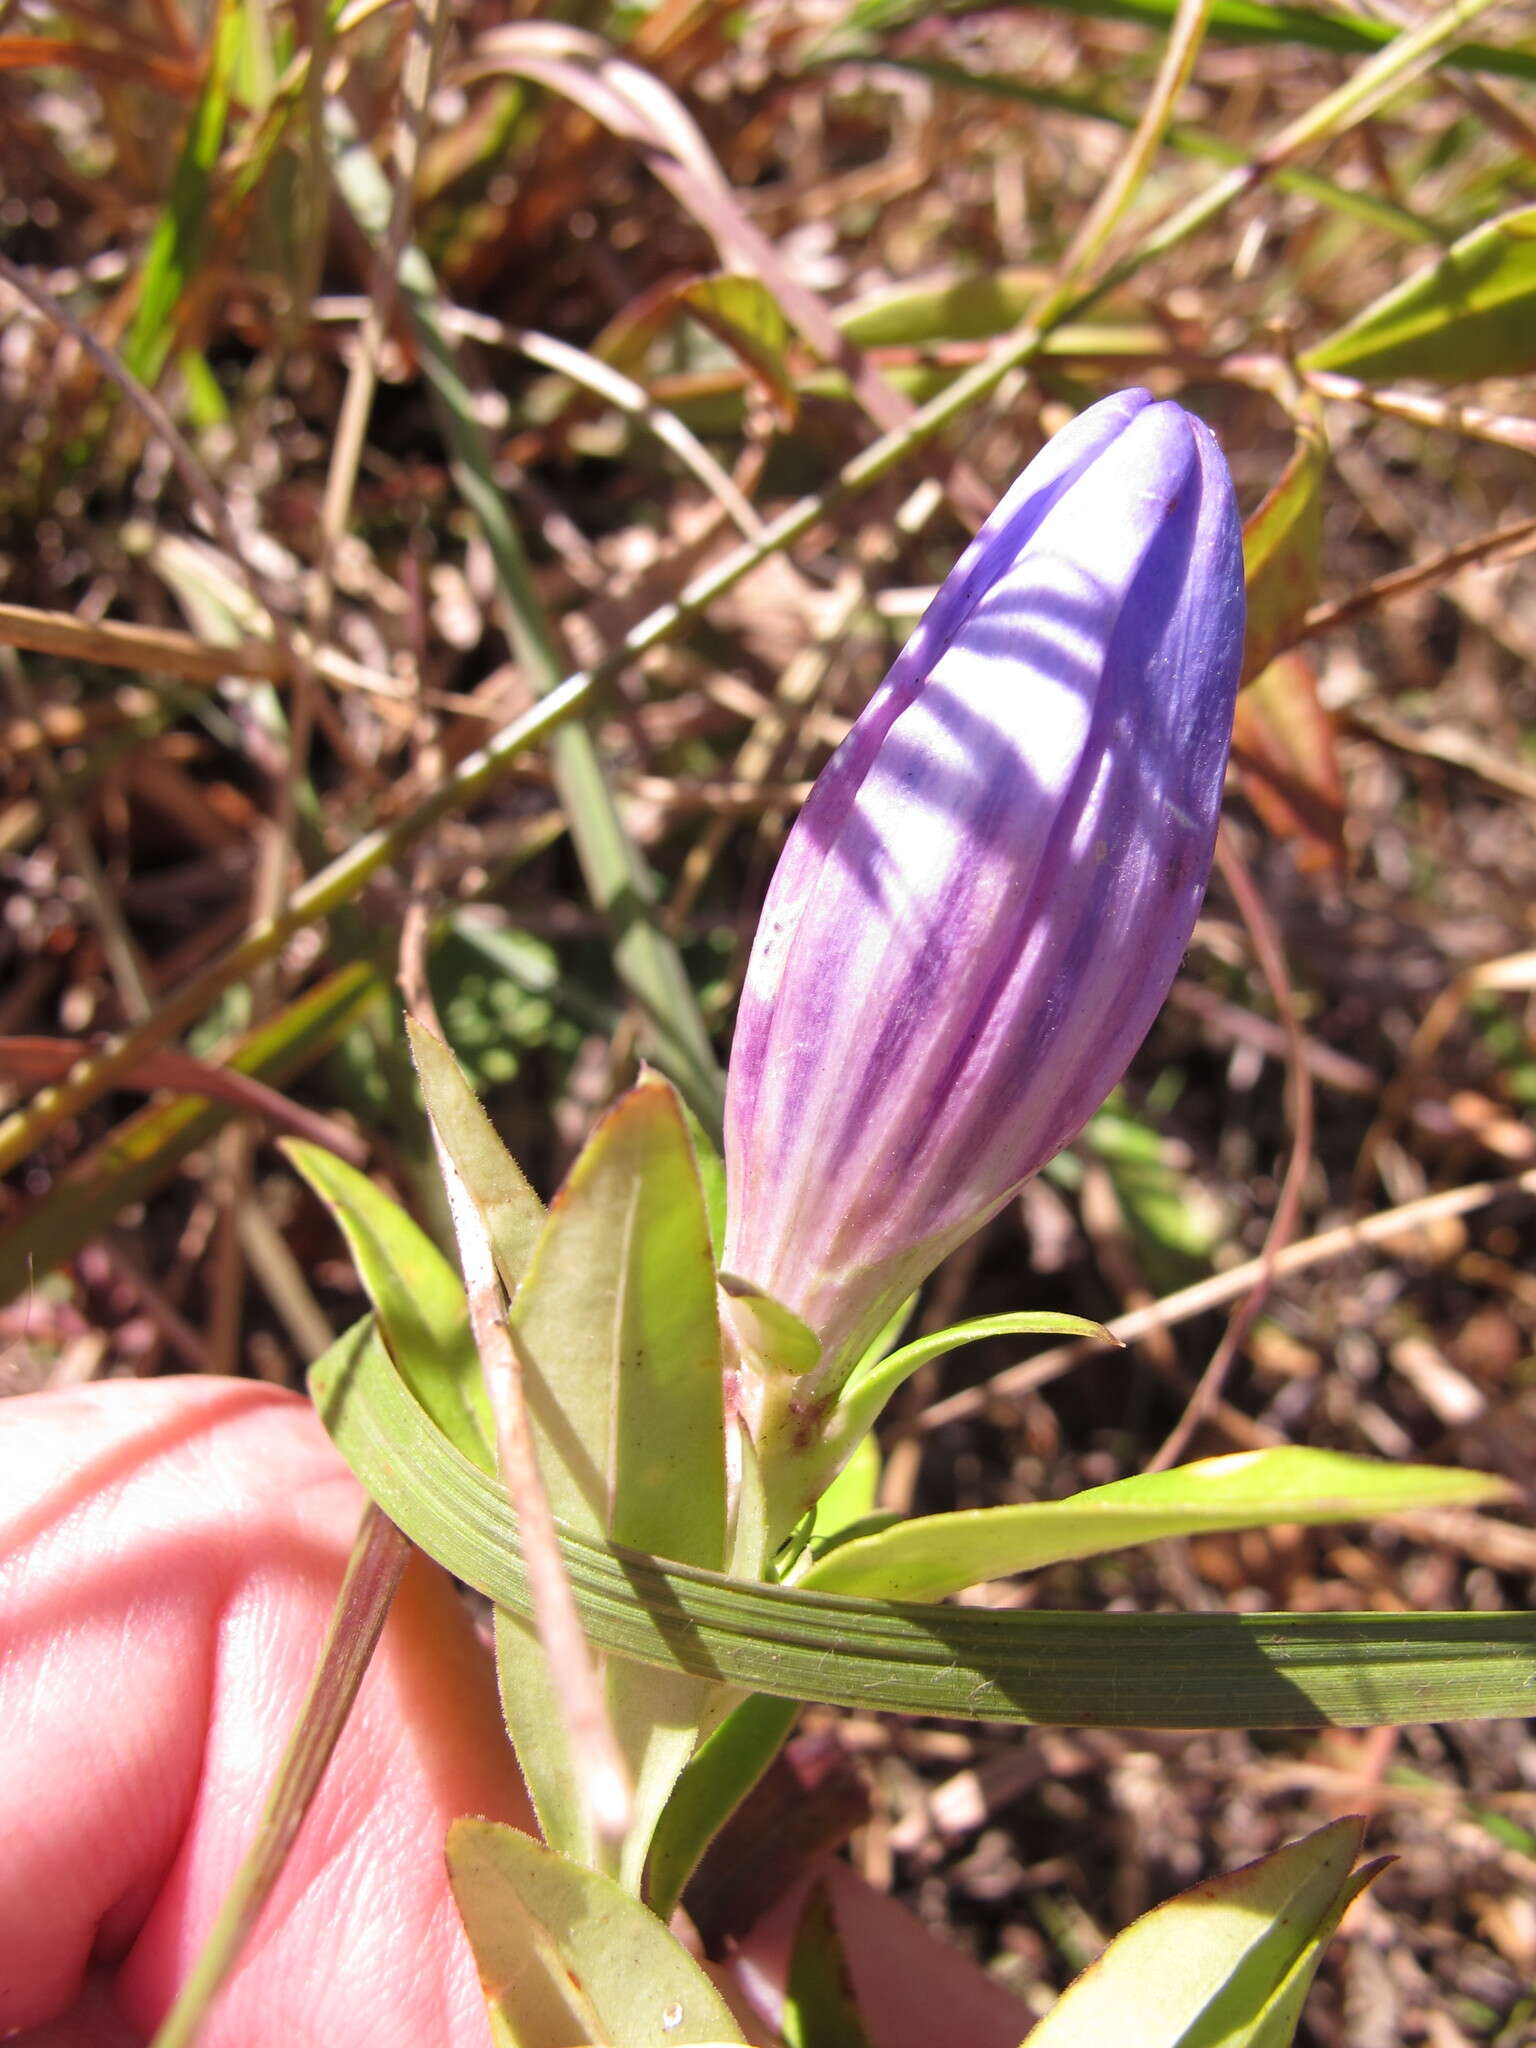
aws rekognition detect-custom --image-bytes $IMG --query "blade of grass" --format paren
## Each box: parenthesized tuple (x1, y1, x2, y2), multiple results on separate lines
(122, 0, 241, 386)
(819, 0, 1536, 88)
(328, 105, 725, 1136)
(1055, 0, 1216, 288)
(884, 59, 1440, 245)
(148, 1507, 411, 2048)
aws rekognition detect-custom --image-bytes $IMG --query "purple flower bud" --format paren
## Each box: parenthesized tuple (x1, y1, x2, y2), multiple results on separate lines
(722, 389, 1245, 1395)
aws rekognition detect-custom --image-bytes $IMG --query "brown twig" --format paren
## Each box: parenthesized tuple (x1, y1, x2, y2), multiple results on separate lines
(1299, 513, 1536, 642)
(0, 1037, 368, 1162)
(1150, 827, 1315, 1469)
(0, 598, 408, 697)
(920, 1167, 1536, 1432)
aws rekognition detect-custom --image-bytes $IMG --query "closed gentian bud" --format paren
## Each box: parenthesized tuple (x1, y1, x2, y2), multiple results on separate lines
(722, 388, 1245, 1424)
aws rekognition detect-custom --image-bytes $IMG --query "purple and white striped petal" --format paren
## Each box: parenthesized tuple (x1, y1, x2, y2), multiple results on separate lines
(723, 391, 1245, 1389)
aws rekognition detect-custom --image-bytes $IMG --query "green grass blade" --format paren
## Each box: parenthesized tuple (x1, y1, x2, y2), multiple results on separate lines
(821, 0, 1536, 88)
(880, 60, 1440, 245)
(1303, 201, 1536, 383)
(328, 110, 725, 1137)
(123, 0, 242, 386)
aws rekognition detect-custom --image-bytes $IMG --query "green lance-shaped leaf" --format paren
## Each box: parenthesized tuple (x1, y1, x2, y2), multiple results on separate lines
(447, 1818, 746, 2048)
(827, 1312, 1109, 1460)
(310, 1324, 1536, 1728)
(498, 1073, 730, 1889)
(406, 1018, 545, 1297)
(283, 1141, 493, 1470)
(1022, 1817, 1376, 2048)
(677, 274, 798, 418)
(800, 1446, 1512, 1602)
(1303, 204, 1536, 385)
(1221, 1861, 1385, 2048)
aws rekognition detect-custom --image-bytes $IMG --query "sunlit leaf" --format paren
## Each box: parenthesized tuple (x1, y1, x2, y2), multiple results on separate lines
(801, 1447, 1510, 1601)
(284, 1141, 493, 1471)
(680, 274, 798, 417)
(1232, 650, 1346, 874)
(1304, 204, 1536, 383)
(1022, 1818, 1373, 2047)
(447, 1818, 745, 2047)
(838, 266, 1163, 352)
(1241, 407, 1326, 685)
(406, 1018, 545, 1296)
(1224, 1860, 1386, 2047)
(498, 1073, 729, 1886)
(679, 1095, 727, 1263)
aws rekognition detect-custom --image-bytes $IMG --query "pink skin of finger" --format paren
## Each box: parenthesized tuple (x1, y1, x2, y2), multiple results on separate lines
(0, 1377, 532, 2048)
(0, 1376, 1037, 2048)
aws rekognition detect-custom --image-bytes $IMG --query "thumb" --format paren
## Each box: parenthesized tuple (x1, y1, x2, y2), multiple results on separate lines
(0, 1375, 530, 2048)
